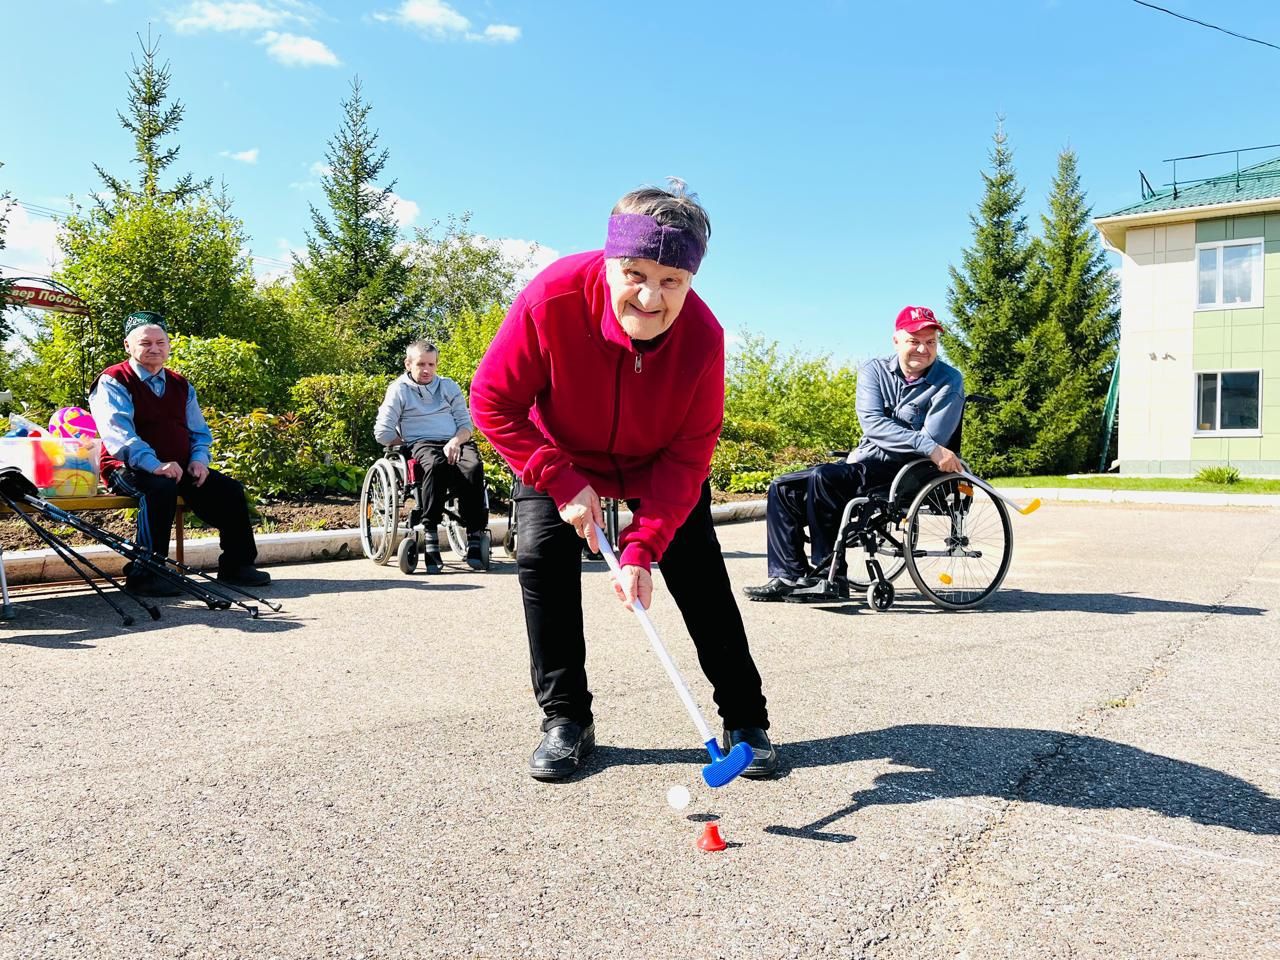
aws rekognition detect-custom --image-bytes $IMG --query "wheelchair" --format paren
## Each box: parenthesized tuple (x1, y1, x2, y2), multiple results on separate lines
(359, 445, 493, 574)
(499, 487, 622, 563)
(813, 394, 1037, 612)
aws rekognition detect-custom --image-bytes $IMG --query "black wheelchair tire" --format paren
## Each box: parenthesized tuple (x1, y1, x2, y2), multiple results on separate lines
(902, 474, 1013, 610)
(397, 536, 419, 574)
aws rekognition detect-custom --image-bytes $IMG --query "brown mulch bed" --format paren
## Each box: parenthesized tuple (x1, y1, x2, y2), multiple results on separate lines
(0, 490, 764, 553)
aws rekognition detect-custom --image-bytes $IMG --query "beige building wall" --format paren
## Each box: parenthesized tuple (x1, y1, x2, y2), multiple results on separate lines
(1117, 223, 1197, 473)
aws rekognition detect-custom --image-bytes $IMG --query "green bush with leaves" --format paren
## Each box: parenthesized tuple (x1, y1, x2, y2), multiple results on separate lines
(207, 409, 310, 500)
(725, 334, 860, 453)
(727, 470, 773, 494)
(709, 438, 771, 490)
(1195, 465, 1241, 485)
(290, 373, 392, 466)
(168, 334, 271, 413)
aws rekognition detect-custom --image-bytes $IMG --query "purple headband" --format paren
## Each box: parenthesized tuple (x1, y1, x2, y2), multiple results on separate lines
(604, 213, 705, 274)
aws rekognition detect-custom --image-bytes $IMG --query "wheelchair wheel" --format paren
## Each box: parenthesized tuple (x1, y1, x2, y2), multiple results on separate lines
(902, 475, 1012, 610)
(846, 534, 909, 590)
(360, 460, 401, 564)
(397, 535, 419, 574)
(867, 580, 895, 612)
(444, 513, 467, 557)
(478, 530, 492, 571)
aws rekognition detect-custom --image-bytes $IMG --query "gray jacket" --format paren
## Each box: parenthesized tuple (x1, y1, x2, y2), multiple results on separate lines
(851, 355, 965, 465)
(373, 373, 473, 446)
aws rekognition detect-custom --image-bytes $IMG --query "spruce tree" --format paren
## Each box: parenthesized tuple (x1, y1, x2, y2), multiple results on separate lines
(945, 120, 1042, 475)
(94, 32, 210, 208)
(294, 77, 411, 366)
(1031, 148, 1119, 473)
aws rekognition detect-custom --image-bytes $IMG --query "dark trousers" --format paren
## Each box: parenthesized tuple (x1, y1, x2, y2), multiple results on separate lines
(107, 466, 257, 570)
(409, 440, 486, 533)
(514, 479, 769, 733)
(765, 459, 902, 578)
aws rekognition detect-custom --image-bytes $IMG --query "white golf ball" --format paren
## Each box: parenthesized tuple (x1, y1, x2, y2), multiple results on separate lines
(666, 784, 691, 810)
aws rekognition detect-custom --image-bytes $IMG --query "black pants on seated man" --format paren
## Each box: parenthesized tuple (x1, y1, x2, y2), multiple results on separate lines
(106, 466, 257, 573)
(408, 439, 486, 532)
(765, 458, 904, 580)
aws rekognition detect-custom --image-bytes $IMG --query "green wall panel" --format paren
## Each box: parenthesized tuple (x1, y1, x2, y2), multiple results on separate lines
(1196, 219, 1227, 243)
(1228, 437, 1262, 460)
(1191, 437, 1223, 459)
(1193, 327, 1226, 357)
(1234, 214, 1265, 239)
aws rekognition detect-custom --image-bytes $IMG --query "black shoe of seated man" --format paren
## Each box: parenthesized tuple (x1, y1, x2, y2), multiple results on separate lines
(782, 576, 850, 603)
(465, 535, 485, 571)
(529, 721, 596, 781)
(124, 574, 183, 598)
(217, 565, 271, 587)
(724, 726, 778, 778)
(742, 576, 818, 602)
(422, 548, 443, 573)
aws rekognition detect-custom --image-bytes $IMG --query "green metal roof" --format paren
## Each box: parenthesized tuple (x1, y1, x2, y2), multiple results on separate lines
(1100, 156, 1280, 218)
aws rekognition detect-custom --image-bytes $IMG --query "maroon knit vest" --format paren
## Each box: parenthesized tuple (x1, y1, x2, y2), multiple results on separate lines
(93, 362, 192, 477)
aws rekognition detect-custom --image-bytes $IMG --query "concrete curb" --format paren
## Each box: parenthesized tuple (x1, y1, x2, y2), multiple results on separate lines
(1, 500, 771, 586)
(18, 487, 1275, 586)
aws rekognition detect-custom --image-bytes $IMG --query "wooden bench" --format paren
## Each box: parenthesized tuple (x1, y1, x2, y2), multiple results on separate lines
(0, 494, 188, 561)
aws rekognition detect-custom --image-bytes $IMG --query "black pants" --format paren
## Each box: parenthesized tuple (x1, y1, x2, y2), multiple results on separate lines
(765, 459, 903, 578)
(107, 466, 257, 570)
(514, 479, 768, 733)
(409, 440, 486, 533)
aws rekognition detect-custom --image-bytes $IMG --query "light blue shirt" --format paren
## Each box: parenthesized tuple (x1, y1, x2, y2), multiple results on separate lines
(374, 373, 473, 446)
(852, 355, 965, 464)
(87, 360, 214, 473)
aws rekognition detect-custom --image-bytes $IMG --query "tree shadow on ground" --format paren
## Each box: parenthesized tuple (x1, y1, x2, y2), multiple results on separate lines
(806, 589, 1267, 617)
(578, 726, 1279, 840)
(764, 725, 1280, 841)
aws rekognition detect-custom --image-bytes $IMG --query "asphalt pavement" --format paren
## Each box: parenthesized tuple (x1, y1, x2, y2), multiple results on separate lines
(2, 502, 1278, 959)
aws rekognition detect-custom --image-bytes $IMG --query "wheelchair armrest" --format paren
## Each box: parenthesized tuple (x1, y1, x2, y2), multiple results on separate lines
(829, 450, 850, 460)
(966, 393, 996, 407)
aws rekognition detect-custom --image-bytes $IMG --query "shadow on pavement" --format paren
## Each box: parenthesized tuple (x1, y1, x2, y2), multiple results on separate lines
(766, 725, 1280, 841)
(803, 589, 1267, 617)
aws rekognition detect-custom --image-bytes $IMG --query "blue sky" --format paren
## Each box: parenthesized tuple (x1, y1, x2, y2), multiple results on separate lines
(4, 0, 1280, 363)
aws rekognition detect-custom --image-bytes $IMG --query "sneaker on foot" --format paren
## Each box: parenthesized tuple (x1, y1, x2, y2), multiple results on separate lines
(742, 576, 817, 602)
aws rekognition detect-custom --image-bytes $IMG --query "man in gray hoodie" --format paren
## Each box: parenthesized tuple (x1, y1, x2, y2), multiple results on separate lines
(374, 341, 487, 571)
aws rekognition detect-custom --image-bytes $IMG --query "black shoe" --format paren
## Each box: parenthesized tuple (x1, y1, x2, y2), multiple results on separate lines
(742, 576, 817, 602)
(466, 536, 485, 571)
(724, 726, 778, 778)
(529, 722, 596, 781)
(217, 565, 271, 587)
(422, 548, 443, 574)
(783, 577, 850, 603)
(124, 574, 182, 598)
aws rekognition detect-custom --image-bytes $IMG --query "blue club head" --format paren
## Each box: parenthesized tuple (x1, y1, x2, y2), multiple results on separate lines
(700, 738, 753, 788)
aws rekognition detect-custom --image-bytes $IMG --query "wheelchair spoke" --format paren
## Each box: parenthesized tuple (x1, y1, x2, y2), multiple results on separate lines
(903, 475, 1013, 610)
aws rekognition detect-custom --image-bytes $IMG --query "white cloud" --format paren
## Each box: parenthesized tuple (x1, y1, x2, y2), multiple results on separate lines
(169, 0, 306, 33)
(1, 205, 64, 277)
(480, 23, 519, 42)
(486, 237, 558, 286)
(375, 0, 520, 43)
(259, 31, 340, 66)
(252, 237, 302, 282)
(389, 193, 420, 228)
(221, 147, 260, 164)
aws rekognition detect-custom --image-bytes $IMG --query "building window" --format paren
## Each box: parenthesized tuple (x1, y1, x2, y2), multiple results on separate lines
(1196, 239, 1263, 308)
(1195, 371, 1262, 433)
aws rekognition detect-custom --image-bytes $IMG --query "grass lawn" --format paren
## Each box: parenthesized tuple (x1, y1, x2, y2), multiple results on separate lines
(989, 475, 1280, 495)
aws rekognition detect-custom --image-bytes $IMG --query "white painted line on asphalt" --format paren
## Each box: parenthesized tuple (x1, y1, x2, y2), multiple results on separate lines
(1073, 826, 1270, 867)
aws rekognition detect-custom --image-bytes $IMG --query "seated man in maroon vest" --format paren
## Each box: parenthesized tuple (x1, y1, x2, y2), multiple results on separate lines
(87, 311, 270, 596)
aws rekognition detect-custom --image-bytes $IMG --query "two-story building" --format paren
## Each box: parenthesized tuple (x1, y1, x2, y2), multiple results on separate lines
(1095, 158, 1280, 476)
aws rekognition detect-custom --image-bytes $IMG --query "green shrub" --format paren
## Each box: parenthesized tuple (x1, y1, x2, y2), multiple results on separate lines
(169, 334, 274, 413)
(721, 417, 783, 450)
(291, 374, 393, 466)
(709, 439, 771, 490)
(207, 409, 310, 500)
(727, 470, 772, 494)
(1195, 465, 1241, 485)
(302, 462, 366, 496)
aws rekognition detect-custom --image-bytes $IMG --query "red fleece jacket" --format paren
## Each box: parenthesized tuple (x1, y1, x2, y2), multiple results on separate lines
(470, 251, 724, 570)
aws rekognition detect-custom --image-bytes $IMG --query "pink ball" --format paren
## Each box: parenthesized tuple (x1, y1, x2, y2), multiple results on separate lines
(48, 406, 98, 440)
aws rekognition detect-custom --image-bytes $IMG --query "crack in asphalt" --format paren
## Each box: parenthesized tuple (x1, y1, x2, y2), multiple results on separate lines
(860, 529, 1280, 959)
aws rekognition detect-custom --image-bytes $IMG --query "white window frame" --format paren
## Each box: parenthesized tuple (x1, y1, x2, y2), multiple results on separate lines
(1193, 369, 1263, 437)
(1194, 237, 1265, 310)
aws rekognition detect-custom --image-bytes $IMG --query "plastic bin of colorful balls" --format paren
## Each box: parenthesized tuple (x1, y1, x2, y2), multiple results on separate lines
(0, 407, 102, 497)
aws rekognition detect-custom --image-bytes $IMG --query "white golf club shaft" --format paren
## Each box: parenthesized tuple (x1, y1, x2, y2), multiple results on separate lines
(591, 523, 714, 744)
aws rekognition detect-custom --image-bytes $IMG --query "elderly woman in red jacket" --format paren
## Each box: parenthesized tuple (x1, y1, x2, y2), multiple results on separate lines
(471, 181, 776, 782)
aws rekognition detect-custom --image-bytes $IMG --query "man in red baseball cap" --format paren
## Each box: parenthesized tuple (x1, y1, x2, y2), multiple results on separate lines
(744, 305, 966, 602)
